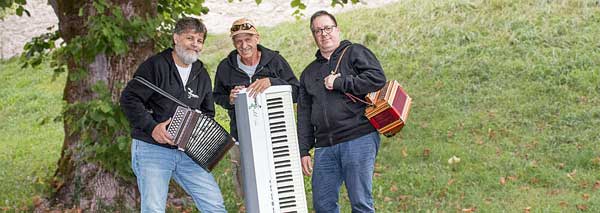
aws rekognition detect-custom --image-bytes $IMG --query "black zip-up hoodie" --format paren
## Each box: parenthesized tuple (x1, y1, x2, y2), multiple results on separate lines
(297, 40, 386, 157)
(120, 48, 215, 148)
(214, 45, 299, 139)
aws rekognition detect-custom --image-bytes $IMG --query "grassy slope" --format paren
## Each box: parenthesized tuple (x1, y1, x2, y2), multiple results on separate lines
(2, 0, 599, 211)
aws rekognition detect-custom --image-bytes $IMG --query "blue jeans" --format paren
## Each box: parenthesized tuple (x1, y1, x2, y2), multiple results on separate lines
(131, 139, 226, 213)
(312, 132, 381, 213)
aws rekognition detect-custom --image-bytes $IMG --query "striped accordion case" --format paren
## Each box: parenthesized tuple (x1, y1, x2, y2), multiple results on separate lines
(364, 80, 412, 137)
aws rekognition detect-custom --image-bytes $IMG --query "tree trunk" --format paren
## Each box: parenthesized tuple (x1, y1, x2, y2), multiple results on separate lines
(44, 0, 156, 210)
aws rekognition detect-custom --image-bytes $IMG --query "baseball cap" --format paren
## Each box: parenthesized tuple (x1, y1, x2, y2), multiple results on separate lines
(230, 18, 259, 37)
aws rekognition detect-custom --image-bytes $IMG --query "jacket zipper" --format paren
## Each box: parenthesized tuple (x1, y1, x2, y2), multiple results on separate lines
(241, 66, 264, 84)
(322, 99, 334, 146)
(322, 60, 335, 146)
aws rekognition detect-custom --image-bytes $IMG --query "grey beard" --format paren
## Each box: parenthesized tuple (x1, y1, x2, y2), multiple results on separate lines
(174, 45, 199, 65)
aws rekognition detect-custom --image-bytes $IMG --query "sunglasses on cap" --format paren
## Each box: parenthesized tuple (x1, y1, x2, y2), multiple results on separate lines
(230, 23, 254, 33)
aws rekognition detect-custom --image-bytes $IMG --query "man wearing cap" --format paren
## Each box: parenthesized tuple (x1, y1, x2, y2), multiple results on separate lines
(213, 18, 299, 197)
(120, 17, 226, 212)
(297, 11, 386, 212)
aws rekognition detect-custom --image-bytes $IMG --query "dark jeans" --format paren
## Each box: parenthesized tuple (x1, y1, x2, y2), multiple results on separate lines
(312, 131, 381, 213)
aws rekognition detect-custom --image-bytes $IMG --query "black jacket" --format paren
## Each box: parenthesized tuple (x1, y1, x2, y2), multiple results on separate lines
(214, 45, 299, 139)
(120, 48, 215, 148)
(297, 40, 386, 157)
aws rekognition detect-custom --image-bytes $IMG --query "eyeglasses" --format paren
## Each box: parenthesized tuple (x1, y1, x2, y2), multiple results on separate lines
(230, 23, 254, 33)
(312, 25, 337, 35)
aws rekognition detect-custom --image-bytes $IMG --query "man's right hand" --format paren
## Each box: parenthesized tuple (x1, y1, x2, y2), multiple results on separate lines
(301, 156, 313, 176)
(229, 85, 245, 105)
(152, 118, 174, 145)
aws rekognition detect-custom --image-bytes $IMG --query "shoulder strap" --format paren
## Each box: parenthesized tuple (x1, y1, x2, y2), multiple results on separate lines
(134, 76, 191, 109)
(331, 46, 350, 75)
(330, 45, 373, 106)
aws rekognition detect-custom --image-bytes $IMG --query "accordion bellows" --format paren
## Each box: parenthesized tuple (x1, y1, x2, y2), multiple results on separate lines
(365, 80, 412, 137)
(167, 106, 234, 171)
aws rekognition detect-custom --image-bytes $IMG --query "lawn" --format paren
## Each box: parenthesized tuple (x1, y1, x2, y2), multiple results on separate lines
(1, 0, 599, 211)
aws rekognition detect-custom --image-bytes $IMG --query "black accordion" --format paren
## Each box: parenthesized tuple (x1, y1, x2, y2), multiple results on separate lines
(167, 106, 235, 172)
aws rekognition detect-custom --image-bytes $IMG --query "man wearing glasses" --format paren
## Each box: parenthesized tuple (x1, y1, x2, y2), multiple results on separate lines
(297, 11, 386, 213)
(213, 18, 299, 197)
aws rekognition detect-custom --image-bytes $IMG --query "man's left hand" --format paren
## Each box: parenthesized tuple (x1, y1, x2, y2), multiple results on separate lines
(324, 73, 340, 90)
(247, 78, 271, 98)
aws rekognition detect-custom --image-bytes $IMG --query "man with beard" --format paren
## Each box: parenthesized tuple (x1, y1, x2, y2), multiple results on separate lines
(120, 17, 226, 212)
(297, 11, 386, 213)
(213, 18, 299, 197)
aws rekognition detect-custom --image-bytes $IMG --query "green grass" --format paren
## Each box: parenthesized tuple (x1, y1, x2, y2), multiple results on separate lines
(0, 58, 65, 208)
(2, 0, 600, 211)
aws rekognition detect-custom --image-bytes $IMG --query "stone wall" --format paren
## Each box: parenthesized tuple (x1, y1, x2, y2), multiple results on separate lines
(0, 0, 398, 59)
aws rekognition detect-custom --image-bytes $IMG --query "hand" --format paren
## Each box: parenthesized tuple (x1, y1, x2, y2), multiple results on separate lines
(301, 156, 313, 176)
(151, 118, 174, 145)
(229, 85, 245, 105)
(247, 78, 271, 98)
(324, 73, 340, 90)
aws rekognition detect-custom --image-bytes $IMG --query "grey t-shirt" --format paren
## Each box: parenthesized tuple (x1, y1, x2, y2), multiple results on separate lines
(237, 54, 257, 78)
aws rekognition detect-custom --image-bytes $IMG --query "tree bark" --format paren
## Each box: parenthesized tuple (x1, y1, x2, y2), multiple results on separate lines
(45, 0, 156, 211)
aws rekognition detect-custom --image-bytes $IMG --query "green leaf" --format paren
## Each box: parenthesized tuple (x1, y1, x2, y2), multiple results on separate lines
(15, 6, 23, 16)
(290, 0, 301, 8)
(99, 103, 111, 113)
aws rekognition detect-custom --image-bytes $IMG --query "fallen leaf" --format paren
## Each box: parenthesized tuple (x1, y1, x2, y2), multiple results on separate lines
(558, 163, 565, 169)
(508, 176, 518, 181)
(374, 172, 382, 177)
(390, 185, 398, 192)
(530, 178, 539, 184)
(488, 110, 496, 119)
(524, 206, 531, 213)
(594, 181, 600, 190)
(591, 157, 600, 165)
(448, 179, 456, 186)
(529, 160, 538, 167)
(484, 198, 492, 204)
(488, 128, 496, 139)
(476, 138, 484, 145)
(423, 148, 430, 158)
(500, 177, 506, 185)
(579, 181, 589, 189)
(582, 193, 590, 200)
(567, 170, 577, 180)
(447, 131, 454, 138)
(398, 195, 410, 201)
(401, 147, 408, 157)
(32, 196, 42, 207)
(576, 204, 588, 211)
(384, 196, 392, 202)
(559, 201, 568, 207)
(462, 207, 476, 212)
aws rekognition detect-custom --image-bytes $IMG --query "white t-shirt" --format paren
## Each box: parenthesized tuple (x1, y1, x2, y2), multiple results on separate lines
(176, 64, 192, 86)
